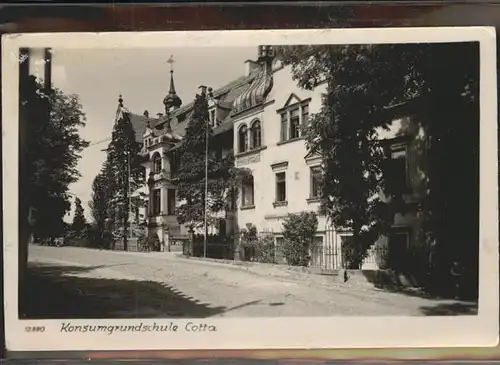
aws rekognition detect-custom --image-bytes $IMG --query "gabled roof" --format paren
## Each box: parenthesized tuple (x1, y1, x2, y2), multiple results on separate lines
(146, 67, 260, 139)
(129, 113, 159, 143)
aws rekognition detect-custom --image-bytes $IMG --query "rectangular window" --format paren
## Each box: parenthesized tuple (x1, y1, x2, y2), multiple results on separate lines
(167, 189, 176, 215)
(242, 177, 255, 207)
(134, 206, 139, 222)
(170, 152, 179, 177)
(389, 144, 408, 191)
(275, 172, 286, 203)
(290, 108, 300, 139)
(388, 229, 410, 270)
(152, 189, 161, 216)
(280, 113, 288, 142)
(310, 166, 322, 198)
(301, 104, 309, 126)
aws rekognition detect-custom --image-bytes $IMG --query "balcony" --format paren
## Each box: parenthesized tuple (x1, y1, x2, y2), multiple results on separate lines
(147, 213, 178, 228)
(151, 169, 171, 181)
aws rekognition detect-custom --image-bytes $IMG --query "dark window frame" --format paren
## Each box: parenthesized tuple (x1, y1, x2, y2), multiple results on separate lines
(241, 175, 255, 208)
(152, 188, 161, 216)
(390, 142, 410, 191)
(310, 165, 322, 198)
(167, 188, 176, 216)
(279, 101, 310, 142)
(238, 124, 248, 153)
(152, 153, 162, 173)
(275, 171, 287, 203)
(250, 119, 262, 149)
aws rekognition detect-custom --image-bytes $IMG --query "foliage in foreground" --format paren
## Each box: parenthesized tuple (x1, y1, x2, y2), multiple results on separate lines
(281, 212, 318, 266)
(239, 223, 276, 264)
(277, 43, 479, 275)
(20, 76, 89, 240)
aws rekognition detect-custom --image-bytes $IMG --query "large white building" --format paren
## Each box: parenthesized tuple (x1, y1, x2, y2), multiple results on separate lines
(120, 46, 428, 270)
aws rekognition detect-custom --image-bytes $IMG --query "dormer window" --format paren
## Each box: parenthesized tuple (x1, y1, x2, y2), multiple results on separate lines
(278, 97, 310, 143)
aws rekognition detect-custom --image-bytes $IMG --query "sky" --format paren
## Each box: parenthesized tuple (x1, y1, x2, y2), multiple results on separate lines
(50, 47, 256, 222)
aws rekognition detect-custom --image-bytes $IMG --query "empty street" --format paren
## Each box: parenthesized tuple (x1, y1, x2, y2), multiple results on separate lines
(22, 245, 478, 319)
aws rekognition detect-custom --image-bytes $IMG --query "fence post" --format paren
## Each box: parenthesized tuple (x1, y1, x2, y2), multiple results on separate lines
(233, 233, 241, 261)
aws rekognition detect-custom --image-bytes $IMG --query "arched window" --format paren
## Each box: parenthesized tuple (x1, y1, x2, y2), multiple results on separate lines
(238, 125, 248, 153)
(250, 120, 261, 149)
(152, 153, 162, 173)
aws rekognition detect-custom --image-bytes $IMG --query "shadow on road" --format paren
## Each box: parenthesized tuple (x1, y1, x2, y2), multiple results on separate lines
(362, 270, 478, 303)
(20, 263, 260, 319)
(418, 302, 478, 316)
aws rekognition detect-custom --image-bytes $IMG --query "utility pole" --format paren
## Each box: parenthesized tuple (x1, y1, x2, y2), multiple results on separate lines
(128, 151, 132, 240)
(202, 86, 209, 259)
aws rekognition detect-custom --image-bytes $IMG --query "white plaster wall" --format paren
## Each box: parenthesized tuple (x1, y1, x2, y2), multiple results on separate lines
(234, 65, 327, 234)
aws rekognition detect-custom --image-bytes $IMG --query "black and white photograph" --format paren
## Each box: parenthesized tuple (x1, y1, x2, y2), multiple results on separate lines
(3, 28, 498, 351)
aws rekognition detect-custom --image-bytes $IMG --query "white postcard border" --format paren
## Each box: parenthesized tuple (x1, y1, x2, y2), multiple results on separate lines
(2, 27, 498, 352)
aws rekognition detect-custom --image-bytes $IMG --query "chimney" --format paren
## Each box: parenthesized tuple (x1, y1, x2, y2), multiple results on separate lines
(199, 85, 207, 96)
(244, 59, 259, 77)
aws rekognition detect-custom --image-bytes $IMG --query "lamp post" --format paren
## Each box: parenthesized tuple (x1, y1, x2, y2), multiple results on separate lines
(201, 86, 209, 259)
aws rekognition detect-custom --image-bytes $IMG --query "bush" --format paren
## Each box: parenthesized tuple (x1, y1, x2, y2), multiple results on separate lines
(239, 223, 259, 262)
(255, 234, 276, 264)
(239, 224, 277, 263)
(140, 232, 161, 252)
(281, 212, 318, 266)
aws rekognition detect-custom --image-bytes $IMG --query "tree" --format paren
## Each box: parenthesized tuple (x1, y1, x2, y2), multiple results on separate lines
(278, 43, 479, 277)
(21, 75, 89, 241)
(72, 197, 87, 237)
(281, 212, 318, 266)
(103, 106, 144, 251)
(174, 89, 249, 230)
(89, 168, 109, 243)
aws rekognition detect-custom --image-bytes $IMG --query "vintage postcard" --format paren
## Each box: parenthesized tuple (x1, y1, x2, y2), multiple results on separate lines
(2, 27, 498, 352)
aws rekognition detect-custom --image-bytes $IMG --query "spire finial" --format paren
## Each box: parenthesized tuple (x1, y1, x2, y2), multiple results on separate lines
(167, 55, 177, 95)
(118, 93, 123, 107)
(163, 54, 182, 111)
(167, 55, 175, 73)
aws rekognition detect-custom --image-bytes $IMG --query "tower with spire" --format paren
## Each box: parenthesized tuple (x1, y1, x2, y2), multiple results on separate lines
(163, 55, 182, 131)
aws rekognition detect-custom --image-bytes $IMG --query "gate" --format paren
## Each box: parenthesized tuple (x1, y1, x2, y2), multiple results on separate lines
(322, 229, 344, 270)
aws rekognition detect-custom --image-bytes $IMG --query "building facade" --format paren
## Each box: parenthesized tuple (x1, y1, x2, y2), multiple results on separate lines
(123, 46, 429, 270)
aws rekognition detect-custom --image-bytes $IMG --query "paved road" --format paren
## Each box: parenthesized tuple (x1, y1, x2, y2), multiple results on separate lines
(23, 245, 478, 318)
